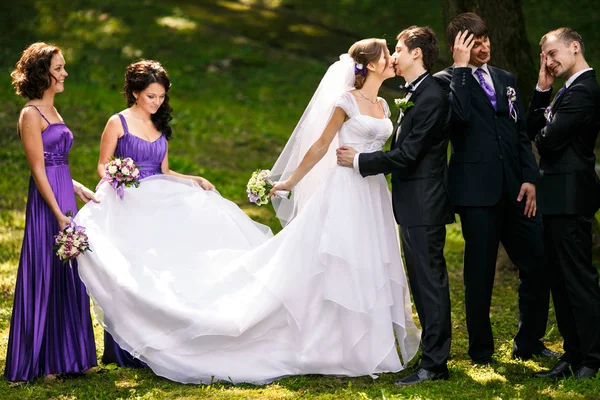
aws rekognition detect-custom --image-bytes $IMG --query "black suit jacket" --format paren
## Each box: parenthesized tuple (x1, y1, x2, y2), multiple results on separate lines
(434, 66, 538, 207)
(358, 75, 454, 228)
(526, 70, 600, 217)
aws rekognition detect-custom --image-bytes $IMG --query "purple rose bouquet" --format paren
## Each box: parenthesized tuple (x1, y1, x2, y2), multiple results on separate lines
(54, 211, 91, 264)
(99, 157, 141, 199)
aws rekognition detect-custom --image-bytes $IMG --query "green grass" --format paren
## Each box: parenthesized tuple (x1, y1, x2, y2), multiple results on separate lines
(1, 1, 600, 399)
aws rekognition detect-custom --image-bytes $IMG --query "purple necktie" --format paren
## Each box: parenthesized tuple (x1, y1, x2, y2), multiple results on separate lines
(553, 86, 566, 105)
(475, 68, 497, 110)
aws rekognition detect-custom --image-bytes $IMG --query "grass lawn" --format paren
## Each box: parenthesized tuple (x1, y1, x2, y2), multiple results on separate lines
(1, 1, 599, 398)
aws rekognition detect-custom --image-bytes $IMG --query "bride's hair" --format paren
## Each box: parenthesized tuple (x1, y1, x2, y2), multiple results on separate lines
(124, 60, 173, 140)
(348, 38, 388, 89)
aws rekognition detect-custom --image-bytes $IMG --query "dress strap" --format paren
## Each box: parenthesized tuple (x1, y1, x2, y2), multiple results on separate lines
(23, 105, 52, 124)
(117, 113, 130, 135)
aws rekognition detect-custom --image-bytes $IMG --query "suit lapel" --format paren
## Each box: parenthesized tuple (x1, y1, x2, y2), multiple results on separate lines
(391, 106, 403, 148)
(393, 76, 433, 148)
(553, 70, 596, 111)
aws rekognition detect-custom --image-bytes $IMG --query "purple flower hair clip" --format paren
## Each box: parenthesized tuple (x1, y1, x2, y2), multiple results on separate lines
(354, 63, 367, 76)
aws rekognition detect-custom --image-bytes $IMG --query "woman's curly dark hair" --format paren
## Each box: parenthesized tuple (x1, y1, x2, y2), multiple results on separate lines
(124, 60, 173, 140)
(11, 42, 61, 100)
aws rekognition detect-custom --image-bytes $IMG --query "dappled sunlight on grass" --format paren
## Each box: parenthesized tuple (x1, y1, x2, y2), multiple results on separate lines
(115, 380, 140, 389)
(467, 367, 508, 384)
(218, 0, 251, 12)
(240, 0, 283, 7)
(1, 0, 599, 398)
(259, 9, 278, 19)
(288, 24, 327, 37)
(121, 44, 143, 59)
(64, 10, 128, 49)
(156, 15, 197, 31)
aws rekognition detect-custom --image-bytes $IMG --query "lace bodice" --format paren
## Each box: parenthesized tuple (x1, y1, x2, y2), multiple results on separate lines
(335, 91, 393, 152)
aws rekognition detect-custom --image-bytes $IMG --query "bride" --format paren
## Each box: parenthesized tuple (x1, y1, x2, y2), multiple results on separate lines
(75, 38, 420, 384)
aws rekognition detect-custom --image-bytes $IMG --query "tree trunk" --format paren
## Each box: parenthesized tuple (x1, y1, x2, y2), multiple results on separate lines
(441, 0, 536, 103)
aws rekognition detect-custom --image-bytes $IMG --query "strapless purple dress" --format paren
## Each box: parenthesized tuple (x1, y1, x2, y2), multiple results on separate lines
(4, 106, 97, 381)
(101, 113, 167, 368)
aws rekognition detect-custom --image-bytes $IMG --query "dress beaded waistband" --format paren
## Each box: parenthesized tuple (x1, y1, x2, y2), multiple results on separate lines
(44, 152, 69, 166)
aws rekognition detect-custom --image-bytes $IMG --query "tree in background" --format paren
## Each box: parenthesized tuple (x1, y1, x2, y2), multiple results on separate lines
(441, 0, 536, 101)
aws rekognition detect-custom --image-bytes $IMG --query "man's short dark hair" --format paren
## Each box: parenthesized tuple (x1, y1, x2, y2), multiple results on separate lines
(397, 26, 439, 71)
(445, 12, 488, 48)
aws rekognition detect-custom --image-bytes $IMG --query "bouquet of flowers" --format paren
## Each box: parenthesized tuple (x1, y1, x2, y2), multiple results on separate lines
(246, 169, 290, 206)
(99, 157, 141, 199)
(54, 211, 91, 264)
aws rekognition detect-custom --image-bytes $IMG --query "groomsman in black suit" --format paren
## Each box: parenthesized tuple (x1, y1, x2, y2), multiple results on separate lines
(527, 28, 600, 379)
(337, 26, 453, 385)
(434, 13, 557, 365)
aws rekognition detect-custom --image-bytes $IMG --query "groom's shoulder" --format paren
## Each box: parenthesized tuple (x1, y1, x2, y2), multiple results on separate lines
(433, 67, 453, 84)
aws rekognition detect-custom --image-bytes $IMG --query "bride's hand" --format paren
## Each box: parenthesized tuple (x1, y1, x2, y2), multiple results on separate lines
(197, 177, 215, 191)
(269, 180, 293, 197)
(75, 184, 100, 204)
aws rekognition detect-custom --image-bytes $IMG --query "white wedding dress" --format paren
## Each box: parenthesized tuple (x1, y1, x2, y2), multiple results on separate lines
(75, 91, 420, 384)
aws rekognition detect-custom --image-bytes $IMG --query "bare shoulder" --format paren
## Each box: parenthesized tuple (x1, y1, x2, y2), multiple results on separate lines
(104, 114, 125, 137)
(19, 106, 44, 133)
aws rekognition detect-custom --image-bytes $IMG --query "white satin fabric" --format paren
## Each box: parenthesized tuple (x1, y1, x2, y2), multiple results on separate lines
(75, 93, 420, 384)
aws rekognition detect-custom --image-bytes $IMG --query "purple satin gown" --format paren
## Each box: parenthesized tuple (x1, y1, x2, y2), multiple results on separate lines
(101, 113, 166, 368)
(4, 106, 97, 382)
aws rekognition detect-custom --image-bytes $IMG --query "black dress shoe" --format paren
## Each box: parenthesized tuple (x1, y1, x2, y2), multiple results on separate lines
(472, 357, 497, 366)
(394, 368, 449, 386)
(573, 366, 598, 379)
(533, 360, 572, 378)
(513, 346, 561, 360)
(535, 347, 562, 358)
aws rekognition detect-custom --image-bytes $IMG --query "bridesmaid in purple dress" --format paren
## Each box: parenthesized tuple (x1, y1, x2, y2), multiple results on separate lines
(5, 42, 98, 381)
(97, 59, 215, 368)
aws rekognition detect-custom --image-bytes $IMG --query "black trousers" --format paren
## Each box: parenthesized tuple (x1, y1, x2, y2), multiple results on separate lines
(544, 215, 600, 369)
(400, 224, 451, 371)
(457, 193, 548, 362)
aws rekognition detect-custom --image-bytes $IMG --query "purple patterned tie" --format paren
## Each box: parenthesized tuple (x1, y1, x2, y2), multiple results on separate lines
(475, 68, 497, 110)
(553, 86, 566, 105)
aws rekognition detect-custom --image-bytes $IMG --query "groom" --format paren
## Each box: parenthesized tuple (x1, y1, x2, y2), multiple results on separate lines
(337, 26, 453, 385)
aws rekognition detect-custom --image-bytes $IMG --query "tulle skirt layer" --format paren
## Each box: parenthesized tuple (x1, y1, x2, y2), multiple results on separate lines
(75, 172, 420, 384)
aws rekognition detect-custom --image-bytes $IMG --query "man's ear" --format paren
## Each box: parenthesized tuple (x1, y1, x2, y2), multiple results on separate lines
(572, 41, 581, 54)
(412, 47, 422, 60)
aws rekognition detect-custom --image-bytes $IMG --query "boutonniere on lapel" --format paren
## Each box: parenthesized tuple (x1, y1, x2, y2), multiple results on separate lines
(394, 97, 415, 113)
(506, 86, 518, 122)
(543, 106, 554, 125)
(393, 97, 414, 125)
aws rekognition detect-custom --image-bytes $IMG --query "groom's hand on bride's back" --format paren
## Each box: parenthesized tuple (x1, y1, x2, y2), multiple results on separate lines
(336, 146, 357, 167)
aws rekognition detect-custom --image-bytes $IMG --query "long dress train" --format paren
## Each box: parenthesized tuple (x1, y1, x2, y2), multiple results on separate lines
(75, 94, 420, 384)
